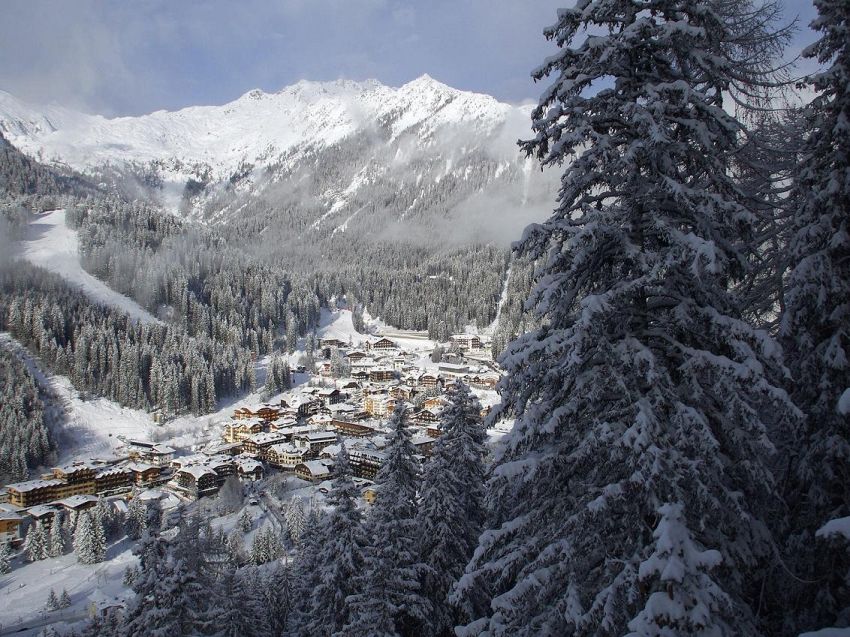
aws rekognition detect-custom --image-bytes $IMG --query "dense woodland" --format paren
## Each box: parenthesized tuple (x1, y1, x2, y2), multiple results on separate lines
(2, 0, 849, 634)
(0, 263, 254, 415)
(0, 345, 51, 481)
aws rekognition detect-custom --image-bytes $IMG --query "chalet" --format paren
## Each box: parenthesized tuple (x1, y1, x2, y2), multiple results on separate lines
(235, 457, 264, 481)
(232, 407, 255, 420)
(0, 511, 23, 545)
(390, 386, 416, 401)
(426, 424, 443, 439)
(56, 494, 99, 514)
(348, 448, 386, 480)
(369, 367, 395, 383)
(469, 374, 499, 390)
(173, 466, 219, 498)
(293, 431, 338, 458)
(371, 337, 398, 351)
(94, 466, 133, 494)
(413, 408, 441, 425)
(268, 416, 299, 432)
(321, 338, 348, 350)
(364, 393, 395, 417)
(450, 334, 482, 350)
(26, 504, 60, 523)
(256, 406, 281, 422)
(317, 388, 346, 405)
(295, 459, 334, 482)
(127, 463, 163, 487)
(332, 419, 375, 438)
(290, 396, 326, 419)
(6, 479, 65, 508)
(126, 441, 175, 467)
(352, 370, 369, 382)
(242, 432, 288, 458)
(420, 373, 443, 389)
(223, 421, 266, 444)
(206, 455, 237, 481)
(266, 442, 310, 470)
(339, 379, 361, 391)
(424, 396, 448, 410)
(346, 351, 368, 364)
(391, 355, 407, 371)
(411, 434, 436, 456)
(329, 403, 358, 419)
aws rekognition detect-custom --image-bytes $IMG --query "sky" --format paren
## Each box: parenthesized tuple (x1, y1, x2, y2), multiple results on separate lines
(0, 0, 821, 117)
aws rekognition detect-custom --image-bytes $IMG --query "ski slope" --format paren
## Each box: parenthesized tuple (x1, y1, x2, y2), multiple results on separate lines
(20, 209, 161, 325)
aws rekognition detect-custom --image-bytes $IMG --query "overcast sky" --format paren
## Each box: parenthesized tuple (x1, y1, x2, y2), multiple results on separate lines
(0, 0, 820, 117)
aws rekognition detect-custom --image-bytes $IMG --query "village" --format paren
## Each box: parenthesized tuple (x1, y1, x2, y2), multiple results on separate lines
(0, 325, 501, 628)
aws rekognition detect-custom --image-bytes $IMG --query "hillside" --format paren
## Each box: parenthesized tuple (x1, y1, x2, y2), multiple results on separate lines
(0, 76, 556, 245)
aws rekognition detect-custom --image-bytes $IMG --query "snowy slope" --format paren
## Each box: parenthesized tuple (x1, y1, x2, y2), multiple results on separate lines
(19, 209, 161, 325)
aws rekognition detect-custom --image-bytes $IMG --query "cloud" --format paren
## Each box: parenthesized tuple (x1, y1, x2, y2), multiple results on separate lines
(0, 0, 823, 118)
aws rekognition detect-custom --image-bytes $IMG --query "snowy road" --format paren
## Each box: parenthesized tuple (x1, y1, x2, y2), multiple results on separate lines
(20, 209, 161, 325)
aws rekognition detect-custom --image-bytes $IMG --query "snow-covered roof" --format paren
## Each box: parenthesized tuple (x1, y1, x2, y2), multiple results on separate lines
(57, 494, 99, 509)
(247, 431, 287, 445)
(178, 466, 217, 480)
(127, 462, 157, 473)
(7, 479, 64, 492)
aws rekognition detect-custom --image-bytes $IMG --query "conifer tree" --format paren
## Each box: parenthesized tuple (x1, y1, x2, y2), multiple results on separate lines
(46, 588, 59, 611)
(307, 447, 366, 636)
(289, 508, 325, 633)
(59, 589, 71, 609)
(455, 1, 795, 634)
(48, 512, 67, 557)
(74, 511, 106, 564)
(345, 405, 428, 636)
(263, 559, 293, 636)
(0, 540, 11, 573)
(779, 0, 850, 631)
(24, 521, 48, 562)
(419, 381, 487, 635)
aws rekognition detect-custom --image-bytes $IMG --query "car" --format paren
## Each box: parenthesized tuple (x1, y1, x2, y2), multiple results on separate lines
(249, 498, 259, 506)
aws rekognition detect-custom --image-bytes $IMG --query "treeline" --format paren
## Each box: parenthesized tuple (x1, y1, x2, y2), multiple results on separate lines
(0, 344, 51, 481)
(0, 132, 97, 198)
(0, 262, 254, 415)
(66, 196, 321, 355)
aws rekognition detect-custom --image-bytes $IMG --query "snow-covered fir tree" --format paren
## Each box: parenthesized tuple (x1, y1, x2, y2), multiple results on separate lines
(209, 567, 271, 637)
(779, 0, 850, 632)
(289, 508, 325, 633)
(250, 525, 284, 565)
(345, 404, 428, 636)
(74, 510, 106, 564)
(24, 521, 48, 562)
(59, 589, 71, 609)
(0, 540, 11, 573)
(46, 588, 59, 611)
(455, 1, 795, 635)
(264, 353, 292, 397)
(306, 447, 366, 636)
(262, 559, 293, 636)
(124, 497, 146, 540)
(419, 381, 487, 636)
(48, 511, 67, 557)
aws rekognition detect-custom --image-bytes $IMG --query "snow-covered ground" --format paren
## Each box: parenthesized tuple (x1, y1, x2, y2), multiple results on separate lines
(0, 538, 135, 635)
(20, 210, 161, 325)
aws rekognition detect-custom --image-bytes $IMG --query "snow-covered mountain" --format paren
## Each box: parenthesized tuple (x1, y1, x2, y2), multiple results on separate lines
(0, 75, 556, 242)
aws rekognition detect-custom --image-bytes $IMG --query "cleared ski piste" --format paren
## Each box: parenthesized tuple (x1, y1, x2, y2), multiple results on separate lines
(20, 209, 161, 325)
